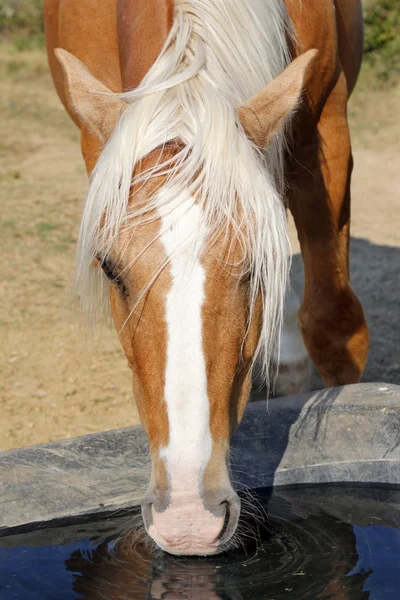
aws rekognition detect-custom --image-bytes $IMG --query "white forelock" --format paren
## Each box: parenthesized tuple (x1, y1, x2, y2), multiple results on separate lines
(76, 0, 291, 385)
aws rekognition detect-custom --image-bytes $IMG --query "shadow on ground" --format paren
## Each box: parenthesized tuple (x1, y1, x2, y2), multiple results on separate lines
(291, 237, 400, 388)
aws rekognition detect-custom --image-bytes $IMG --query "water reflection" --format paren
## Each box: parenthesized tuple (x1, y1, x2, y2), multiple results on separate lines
(3, 487, 398, 599)
(65, 503, 372, 599)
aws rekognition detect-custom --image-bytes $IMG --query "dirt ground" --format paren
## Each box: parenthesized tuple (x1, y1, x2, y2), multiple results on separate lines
(1, 44, 399, 451)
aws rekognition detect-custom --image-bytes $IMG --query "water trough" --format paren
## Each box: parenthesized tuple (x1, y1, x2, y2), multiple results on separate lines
(1, 382, 400, 598)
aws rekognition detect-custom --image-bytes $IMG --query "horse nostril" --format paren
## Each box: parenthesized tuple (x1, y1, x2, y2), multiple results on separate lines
(140, 499, 154, 534)
(217, 500, 231, 541)
(215, 493, 241, 548)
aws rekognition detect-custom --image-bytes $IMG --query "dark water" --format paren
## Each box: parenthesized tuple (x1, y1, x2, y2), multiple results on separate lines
(1, 486, 400, 599)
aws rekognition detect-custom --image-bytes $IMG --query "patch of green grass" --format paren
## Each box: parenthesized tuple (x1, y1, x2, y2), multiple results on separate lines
(12, 30, 44, 50)
(0, 218, 17, 231)
(36, 221, 58, 240)
(94, 396, 113, 404)
(54, 243, 70, 253)
(0, 0, 44, 49)
(363, 0, 400, 83)
(0, 170, 21, 181)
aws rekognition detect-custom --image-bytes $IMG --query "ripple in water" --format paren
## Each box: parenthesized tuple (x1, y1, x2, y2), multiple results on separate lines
(1, 486, 400, 599)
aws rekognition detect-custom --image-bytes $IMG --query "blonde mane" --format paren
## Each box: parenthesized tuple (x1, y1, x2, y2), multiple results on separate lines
(76, 0, 292, 385)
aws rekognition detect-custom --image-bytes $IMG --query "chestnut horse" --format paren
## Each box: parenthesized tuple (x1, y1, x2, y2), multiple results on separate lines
(44, 0, 369, 555)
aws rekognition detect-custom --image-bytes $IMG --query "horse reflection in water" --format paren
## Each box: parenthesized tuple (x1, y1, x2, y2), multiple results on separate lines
(65, 514, 371, 600)
(65, 530, 222, 600)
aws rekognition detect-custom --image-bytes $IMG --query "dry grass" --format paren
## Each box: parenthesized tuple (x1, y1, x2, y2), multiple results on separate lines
(0, 44, 138, 450)
(349, 63, 400, 148)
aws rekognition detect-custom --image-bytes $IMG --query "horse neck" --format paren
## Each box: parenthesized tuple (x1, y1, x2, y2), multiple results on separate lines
(117, 0, 174, 90)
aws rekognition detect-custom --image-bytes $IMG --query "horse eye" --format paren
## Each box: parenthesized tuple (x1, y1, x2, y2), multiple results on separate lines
(98, 256, 129, 297)
(241, 267, 252, 284)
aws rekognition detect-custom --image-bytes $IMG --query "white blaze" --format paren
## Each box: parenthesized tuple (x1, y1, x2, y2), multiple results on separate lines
(158, 189, 211, 491)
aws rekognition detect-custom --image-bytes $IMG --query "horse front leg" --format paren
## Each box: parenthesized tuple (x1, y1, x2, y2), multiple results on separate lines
(288, 73, 369, 388)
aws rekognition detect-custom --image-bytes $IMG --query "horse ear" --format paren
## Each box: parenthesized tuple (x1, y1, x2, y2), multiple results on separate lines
(237, 49, 318, 148)
(55, 48, 126, 144)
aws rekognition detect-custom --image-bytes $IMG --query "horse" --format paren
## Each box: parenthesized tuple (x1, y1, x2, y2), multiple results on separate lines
(44, 0, 369, 555)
